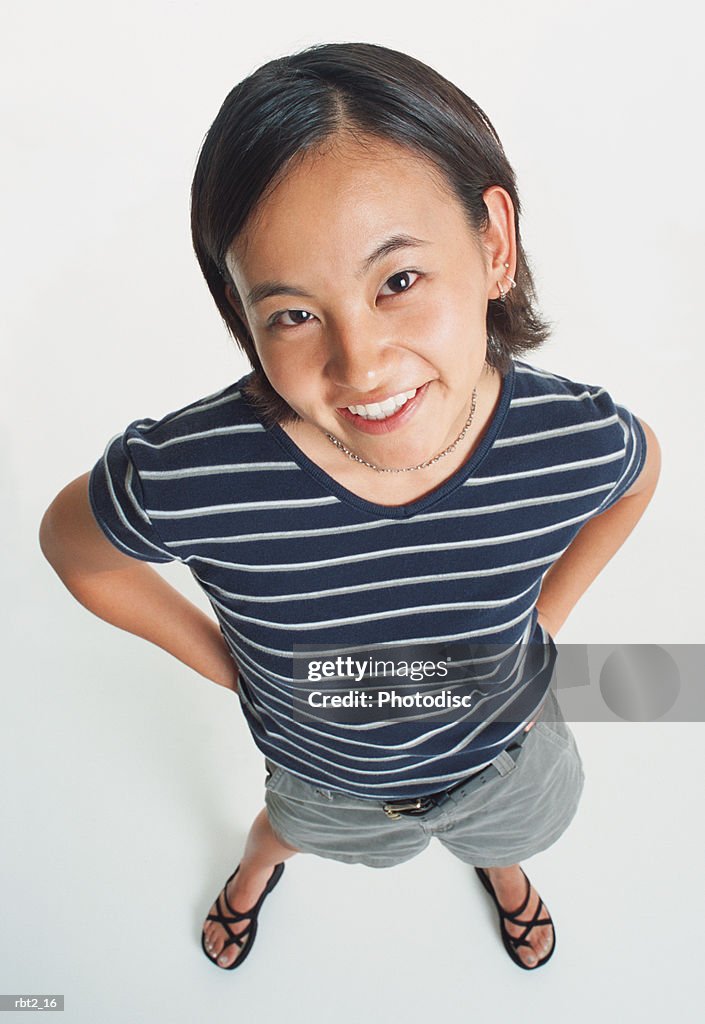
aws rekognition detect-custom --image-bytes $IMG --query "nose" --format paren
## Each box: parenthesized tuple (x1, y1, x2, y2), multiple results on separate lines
(324, 315, 392, 396)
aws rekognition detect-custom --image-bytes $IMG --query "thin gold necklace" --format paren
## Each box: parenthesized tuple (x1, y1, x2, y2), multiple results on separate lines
(324, 388, 478, 474)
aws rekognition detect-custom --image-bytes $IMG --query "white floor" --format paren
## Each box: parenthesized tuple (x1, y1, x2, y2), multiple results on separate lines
(3, 578, 702, 1024)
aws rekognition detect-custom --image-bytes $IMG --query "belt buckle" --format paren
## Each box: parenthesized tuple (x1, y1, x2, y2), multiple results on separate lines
(382, 798, 427, 820)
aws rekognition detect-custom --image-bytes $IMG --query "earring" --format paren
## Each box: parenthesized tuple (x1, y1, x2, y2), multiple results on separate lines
(497, 262, 516, 302)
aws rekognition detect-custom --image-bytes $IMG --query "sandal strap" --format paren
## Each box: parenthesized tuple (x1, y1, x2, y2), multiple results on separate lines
(207, 892, 255, 945)
(221, 932, 247, 951)
(500, 867, 532, 920)
(476, 866, 554, 944)
(502, 898, 553, 947)
(202, 862, 285, 969)
(503, 896, 550, 927)
(222, 863, 282, 920)
(485, 866, 552, 931)
(206, 899, 256, 925)
(205, 863, 284, 950)
(205, 907, 255, 928)
(222, 883, 263, 921)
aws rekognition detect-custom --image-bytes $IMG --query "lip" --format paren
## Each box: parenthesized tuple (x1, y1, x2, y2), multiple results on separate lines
(336, 381, 432, 435)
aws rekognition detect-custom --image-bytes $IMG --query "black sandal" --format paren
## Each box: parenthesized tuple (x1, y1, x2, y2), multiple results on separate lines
(474, 866, 556, 970)
(201, 862, 285, 970)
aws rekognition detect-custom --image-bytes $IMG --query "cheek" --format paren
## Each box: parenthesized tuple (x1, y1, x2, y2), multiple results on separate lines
(256, 343, 316, 404)
(411, 292, 483, 360)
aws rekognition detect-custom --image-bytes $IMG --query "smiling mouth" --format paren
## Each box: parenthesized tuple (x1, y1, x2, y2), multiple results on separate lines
(344, 387, 419, 421)
(336, 381, 432, 433)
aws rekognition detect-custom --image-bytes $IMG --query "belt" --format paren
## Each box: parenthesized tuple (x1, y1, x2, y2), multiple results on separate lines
(381, 729, 529, 820)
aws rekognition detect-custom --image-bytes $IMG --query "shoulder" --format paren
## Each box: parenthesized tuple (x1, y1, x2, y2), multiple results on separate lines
(87, 373, 268, 564)
(121, 373, 262, 451)
(512, 358, 616, 410)
(506, 358, 651, 511)
(508, 358, 630, 440)
(111, 373, 272, 480)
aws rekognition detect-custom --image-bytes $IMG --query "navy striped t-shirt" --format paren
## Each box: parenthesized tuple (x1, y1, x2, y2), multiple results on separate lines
(88, 359, 647, 798)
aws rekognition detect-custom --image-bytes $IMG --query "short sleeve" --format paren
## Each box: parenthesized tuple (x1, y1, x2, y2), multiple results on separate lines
(593, 401, 648, 514)
(88, 423, 179, 564)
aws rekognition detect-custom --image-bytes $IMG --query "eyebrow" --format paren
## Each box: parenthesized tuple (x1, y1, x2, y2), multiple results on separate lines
(244, 233, 429, 308)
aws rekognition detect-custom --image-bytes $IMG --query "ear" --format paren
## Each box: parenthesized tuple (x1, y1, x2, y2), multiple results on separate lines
(481, 186, 517, 301)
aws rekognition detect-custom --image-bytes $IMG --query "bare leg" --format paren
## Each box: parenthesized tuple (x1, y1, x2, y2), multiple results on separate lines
(203, 806, 300, 967)
(480, 864, 554, 967)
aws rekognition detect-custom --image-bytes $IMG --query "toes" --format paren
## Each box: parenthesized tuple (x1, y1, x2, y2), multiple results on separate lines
(203, 915, 228, 962)
(216, 934, 246, 967)
(521, 947, 538, 967)
(516, 941, 540, 967)
(499, 883, 553, 967)
(203, 910, 247, 968)
(204, 928, 238, 967)
(521, 925, 553, 967)
(216, 942, 237, 967)
(504, 914, 553, 967)
(537, 925, 554, 958)
(203, 922, 222, 959)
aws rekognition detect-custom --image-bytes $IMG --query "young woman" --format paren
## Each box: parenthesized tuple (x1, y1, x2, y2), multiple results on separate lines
(40, 41, 660, 974)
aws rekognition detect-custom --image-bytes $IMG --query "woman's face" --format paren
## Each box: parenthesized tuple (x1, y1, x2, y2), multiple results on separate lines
(226, 134, 513, 471)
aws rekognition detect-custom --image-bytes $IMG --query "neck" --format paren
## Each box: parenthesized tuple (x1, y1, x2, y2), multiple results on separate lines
(278, 364, 504, 508)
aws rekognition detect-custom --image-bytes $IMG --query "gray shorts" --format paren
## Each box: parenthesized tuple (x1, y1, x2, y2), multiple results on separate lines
(263, 688, 586, 869)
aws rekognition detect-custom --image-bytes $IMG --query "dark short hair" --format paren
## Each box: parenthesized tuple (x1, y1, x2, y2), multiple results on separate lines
(191, 41, 552, 428)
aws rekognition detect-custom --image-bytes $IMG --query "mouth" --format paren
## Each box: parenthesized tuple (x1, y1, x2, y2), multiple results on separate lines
(336, 381, 432, 435)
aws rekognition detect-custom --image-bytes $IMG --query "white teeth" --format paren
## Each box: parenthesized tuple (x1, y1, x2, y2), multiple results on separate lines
(347, 388, 418, 420)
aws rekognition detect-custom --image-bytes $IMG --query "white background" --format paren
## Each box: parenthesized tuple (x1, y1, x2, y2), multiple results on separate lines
(2, 1, 703, 1021)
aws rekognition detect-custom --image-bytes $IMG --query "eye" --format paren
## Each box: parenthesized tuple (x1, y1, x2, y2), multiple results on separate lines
(267, 308, 317, 329)
(379, 270, 420, 297)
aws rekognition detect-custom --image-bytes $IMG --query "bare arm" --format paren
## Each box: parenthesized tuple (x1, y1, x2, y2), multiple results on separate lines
(524, 418, 661, 731)
(39, 473, 238, 691)
(535, 418, 661, 637)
